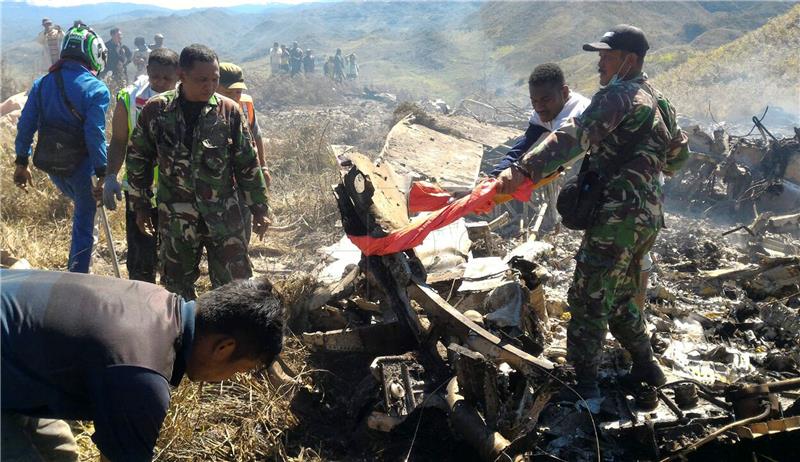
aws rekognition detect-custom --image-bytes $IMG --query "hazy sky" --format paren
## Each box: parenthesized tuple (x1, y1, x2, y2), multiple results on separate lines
(26, 0, 313, 8)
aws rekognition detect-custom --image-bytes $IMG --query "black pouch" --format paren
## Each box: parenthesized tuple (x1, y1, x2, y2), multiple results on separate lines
(32, 71, 87, 177)
(556, 162, 604, 231)
(556, 86, 659, 230)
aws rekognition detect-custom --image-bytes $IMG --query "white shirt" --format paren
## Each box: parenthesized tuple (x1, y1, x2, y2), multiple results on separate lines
(529, 91, 591, 132)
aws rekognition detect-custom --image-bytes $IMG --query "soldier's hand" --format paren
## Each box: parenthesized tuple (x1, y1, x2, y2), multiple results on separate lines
(102, 176, 123, 211)
(13, 165, 33, 192)
(261, 167, 272, 188)
(252, 212, 271, 241)
(495, 166, 529, 195)
(136, 209, 156, 237)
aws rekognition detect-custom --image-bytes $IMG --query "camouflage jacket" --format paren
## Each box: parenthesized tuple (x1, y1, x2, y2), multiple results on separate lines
(518, 73, 689, 219)
(127, 88, 268, 227)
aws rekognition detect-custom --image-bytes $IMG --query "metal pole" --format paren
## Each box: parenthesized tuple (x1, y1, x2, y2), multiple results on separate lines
(92, 178, 121, 278)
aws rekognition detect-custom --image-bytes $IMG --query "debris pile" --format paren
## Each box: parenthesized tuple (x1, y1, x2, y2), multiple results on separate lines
(291, 110, 799, 461)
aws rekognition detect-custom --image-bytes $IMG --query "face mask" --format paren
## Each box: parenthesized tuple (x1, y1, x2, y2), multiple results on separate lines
(602, 54, 634, 89)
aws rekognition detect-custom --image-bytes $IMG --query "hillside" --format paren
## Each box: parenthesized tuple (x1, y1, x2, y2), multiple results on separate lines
(653, 4, 800, 125)
(1, 1, 797, 108)
(0, 2, 172, 46)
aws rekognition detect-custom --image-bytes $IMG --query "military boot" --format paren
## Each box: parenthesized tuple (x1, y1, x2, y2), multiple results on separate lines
(627, 342, 666, 387)
(557, 363, 601, 402)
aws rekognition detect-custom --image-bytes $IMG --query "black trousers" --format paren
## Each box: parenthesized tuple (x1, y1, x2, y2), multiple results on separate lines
(124, 192, 159, 283)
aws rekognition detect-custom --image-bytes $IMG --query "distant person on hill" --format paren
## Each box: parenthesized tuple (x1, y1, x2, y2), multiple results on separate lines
(269, 41, 282, 75)
(2, 269, 284, 462)
(333, 48, 345, 83)
(303, 49, 315, 73)
(13, 26, 110, 274)
(346, 53, 359, 79)
(38, 18, 64, 72)
(289, 41, 304, 77)
(279, 44, 290, 73)
(150, 33, 164, 50)
(126, 44, 269, 300)
(132, 36, 151, 77)
(217, 62, 272, 246)
(323, 55, 333, 78)
(98, 48, 179, 283)
(102, 27, 129, 88)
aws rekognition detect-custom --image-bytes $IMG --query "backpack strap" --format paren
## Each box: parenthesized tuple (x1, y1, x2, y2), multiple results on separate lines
(583, 83, 658, 179)
(55, 70, 84, 123)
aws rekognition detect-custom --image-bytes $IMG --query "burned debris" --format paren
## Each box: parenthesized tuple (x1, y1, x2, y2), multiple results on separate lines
(289, 108, 800, 461)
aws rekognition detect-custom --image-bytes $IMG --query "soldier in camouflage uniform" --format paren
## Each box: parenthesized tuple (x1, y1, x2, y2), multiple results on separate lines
(497, 25, 690, 399)
(127, 44, 269, 300)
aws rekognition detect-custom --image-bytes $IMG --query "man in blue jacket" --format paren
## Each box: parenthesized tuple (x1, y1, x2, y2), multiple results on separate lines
(1, 269, 284, 461)
(14, 26, 111, 273)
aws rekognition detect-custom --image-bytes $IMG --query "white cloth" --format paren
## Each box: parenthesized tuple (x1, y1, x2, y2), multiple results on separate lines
(528, 91, 591, 131)
(123, 75, 157, 131)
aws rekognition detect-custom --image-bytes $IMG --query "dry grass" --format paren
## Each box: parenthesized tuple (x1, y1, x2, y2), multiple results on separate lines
(152, 336, 312, 462)
(264, 124, 341, 235)
(1, 108, 344, 461)
(248, 72, 360, 111)
(0, 137, 125, 274)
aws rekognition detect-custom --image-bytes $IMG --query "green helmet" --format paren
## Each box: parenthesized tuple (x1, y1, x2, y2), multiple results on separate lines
(61, 26, 107, 72)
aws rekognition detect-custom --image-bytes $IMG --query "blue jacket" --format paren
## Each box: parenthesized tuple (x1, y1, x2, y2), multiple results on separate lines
(489, 123, 548, 177)
(15, 60, 110, 177)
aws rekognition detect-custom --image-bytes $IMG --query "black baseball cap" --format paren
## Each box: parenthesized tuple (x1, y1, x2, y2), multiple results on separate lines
(583, 24, 649, 57)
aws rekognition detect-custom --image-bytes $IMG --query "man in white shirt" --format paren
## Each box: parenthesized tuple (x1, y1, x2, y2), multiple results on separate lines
(490, 63, 590, 224)
(491, 63, 590, 177)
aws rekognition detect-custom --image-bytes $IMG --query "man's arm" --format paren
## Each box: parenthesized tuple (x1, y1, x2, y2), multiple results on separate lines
(107, 95, 131, 178)
(517, 86, 645, 183)
(90, 366, 171, 462)
(489, 123, 548, 177)
(230, 108, 268, 215)
(12, 81, 41, 191)
(251, 115, 270, 186)
(96, 95, 131, 208)
(84, 81, 111, 178)
(231, 108, 269, 238)
(659, 98, 690, 176)
(126, 101, 159, 212)
(14, 80, 41, 162)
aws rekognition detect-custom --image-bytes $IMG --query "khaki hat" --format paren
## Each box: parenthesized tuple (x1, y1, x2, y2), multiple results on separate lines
(219, 62, 247, 90)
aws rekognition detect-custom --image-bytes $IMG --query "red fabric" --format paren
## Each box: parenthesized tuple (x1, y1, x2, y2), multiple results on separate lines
(407, 181, 453, 213)
(347, 175, 552, 256)
(349, 178, 543, 256)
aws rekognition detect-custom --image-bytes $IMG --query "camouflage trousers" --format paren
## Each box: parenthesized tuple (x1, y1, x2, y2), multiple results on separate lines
(566, 205, 661, 381)
(158, 202, 252, 300)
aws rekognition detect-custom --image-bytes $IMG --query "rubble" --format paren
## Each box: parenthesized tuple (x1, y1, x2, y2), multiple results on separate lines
(289, 109, 800, 461)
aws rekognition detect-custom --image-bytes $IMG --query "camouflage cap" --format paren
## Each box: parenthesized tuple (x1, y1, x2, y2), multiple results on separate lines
(219, 62, 247, 90)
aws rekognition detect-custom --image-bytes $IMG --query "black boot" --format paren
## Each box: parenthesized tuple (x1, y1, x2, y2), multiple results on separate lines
(557, 363, 601, 402)
(627, 342, 666, 387)
(629, 360, 666, 387)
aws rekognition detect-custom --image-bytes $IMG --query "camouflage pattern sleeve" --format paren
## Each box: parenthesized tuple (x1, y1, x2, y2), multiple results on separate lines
(658, 97, 690, 176)
(126, 99, 160, 212)
(518, 84, 647, 183)
(230, 107, 269, 216)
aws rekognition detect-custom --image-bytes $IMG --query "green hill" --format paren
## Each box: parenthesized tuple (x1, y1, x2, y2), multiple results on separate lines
(653, 4, 800, 123)
(2, 1, 796, 108)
